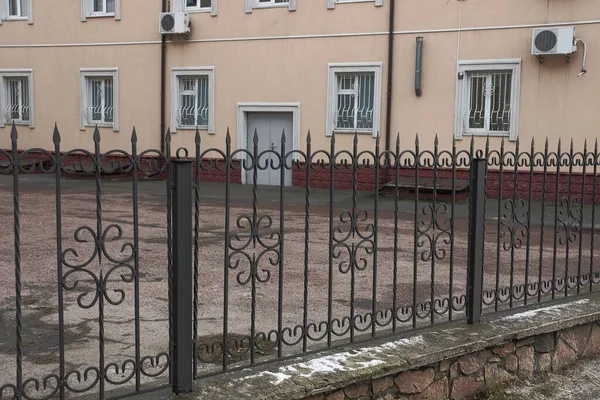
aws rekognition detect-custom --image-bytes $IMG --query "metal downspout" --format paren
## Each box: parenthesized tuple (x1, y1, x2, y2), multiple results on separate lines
(160, 0, 167, 154)
(384, 0, 396, 183)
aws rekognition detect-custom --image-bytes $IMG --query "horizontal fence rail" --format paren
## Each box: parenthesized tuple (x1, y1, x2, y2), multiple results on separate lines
(1, 123, 600, 396)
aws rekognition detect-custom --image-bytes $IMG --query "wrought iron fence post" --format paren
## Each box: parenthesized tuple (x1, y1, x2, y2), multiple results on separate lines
(171, 157, 193, 393)
(467, 158, 487, 324)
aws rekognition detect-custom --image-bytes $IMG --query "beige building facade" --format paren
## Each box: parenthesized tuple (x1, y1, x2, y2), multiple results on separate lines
(0, 0, 599, 158)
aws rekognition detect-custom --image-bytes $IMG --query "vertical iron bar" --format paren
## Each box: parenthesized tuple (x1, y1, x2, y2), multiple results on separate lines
(131, 129, 141, 392)
(577, 141, 587, 295)
(277, 131, 286, 358)
(350, 133, 358, 343)
(494, 139, 504, 312)
(412, 136, 420, 329)
(222, 130, 231, 371)
(591, 140, 598, 293)
(524, 139, 534, 306)
(166, 130, 174, 383)
(250, 130, 258, 364)
(193, 130, 201, 378)
(172, 158, 193, 394)
(53, 125, 65, 400)
(467, 158, 486, 324)
(449, 138, 456, 321)
(327, 133, 335, 348)
(538, 140, 549, 302)
(302, 132, 311, 353)
(564, 140, 574, 298)
(430, 136, 438, 325)
(551, 140, 561, 300)
(509, 139, 519, 309)
(93, 128, 105, 399)
(11, 124, 22, 399)
(372, 135, 379, 338)
(392, 135, 400, 332)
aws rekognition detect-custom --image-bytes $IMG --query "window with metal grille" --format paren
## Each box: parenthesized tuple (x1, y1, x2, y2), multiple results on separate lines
(85, 77, 114, 126)
(335, 73, 375, 131)
(455, 60, 521, 141)
(80, 68, 118, 130)
(177, 76, 209, 128)
(171, 68, 214, 133)
(326, 63, 382, 137)
(3, 77, 29, 124)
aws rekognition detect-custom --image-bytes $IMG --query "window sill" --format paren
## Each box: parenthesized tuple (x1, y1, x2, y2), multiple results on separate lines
(333, 129, 374, 135)
(4, 121, 30, 126)
(184, 8, 211, 13)
(84, 124, 115, 129)
(252, 3, 289, 9)
(335, 0, 377, 3)
(86, 13, 116, 18)
(3, 17, 28, 22)
(176, 126, 209, 131)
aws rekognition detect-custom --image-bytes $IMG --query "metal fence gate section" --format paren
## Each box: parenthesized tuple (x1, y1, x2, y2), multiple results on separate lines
(1, 123, 600, 398)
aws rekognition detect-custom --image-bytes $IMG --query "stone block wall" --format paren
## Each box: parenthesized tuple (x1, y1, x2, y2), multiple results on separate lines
(301, 321, 600, 400)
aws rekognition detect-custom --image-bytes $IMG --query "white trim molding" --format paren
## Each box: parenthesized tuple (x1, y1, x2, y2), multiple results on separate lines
(81, 0, 121, 22)
(246, 0, 296, 13)
(326, 62, 383, 138)
(236, 102, 301, 170)
(0, 68, 34, 128)
(79, 68, 119, 131)
(328, 0, 382, 10)
(171, 67, 215, 134)
(454, 58, 521, 141)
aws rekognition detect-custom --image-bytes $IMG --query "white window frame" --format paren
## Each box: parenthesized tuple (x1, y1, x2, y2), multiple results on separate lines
(177, 0, 217, 16)
(81, 0, 121, 21)
(246, 0, 296, 13)
(171, 67, 215, 134)
(454, 59, 521, 141)
(0, 69, 34, 128)
(80, 68, 119, 131)
(0, 0, 33, 25)
(327, 0, 382, 9)
(326, 62, 382, 138)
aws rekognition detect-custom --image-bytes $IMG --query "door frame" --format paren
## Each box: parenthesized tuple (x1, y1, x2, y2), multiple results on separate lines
(237, 102, 301, 184)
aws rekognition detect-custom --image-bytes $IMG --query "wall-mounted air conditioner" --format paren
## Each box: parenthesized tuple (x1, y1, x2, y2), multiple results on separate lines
(159, 12, 190, 35)
(532, 27, 576, 56)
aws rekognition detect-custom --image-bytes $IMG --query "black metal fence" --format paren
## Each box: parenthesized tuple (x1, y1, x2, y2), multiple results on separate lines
(1, 123, 599, 398)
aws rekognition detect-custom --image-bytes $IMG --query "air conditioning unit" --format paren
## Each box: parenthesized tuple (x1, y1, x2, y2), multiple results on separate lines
(159, 12, 190, 35)
(532, 27, 576, 55)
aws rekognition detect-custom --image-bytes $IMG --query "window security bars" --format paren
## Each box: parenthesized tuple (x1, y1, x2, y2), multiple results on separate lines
(3, 77, 29, 124)
(177, 76, 209, 128)
(335, 72, 375, 131)
(1, 124, 600, 397)
(466, 71, 512, 134)
(85, 77, 114, 126)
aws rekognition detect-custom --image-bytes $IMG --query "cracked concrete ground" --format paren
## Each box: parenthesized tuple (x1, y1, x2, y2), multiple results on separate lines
(0, 174, 599, 398)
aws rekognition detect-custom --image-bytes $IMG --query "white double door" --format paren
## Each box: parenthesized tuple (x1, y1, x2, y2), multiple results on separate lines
(246, 112, 293, 186)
